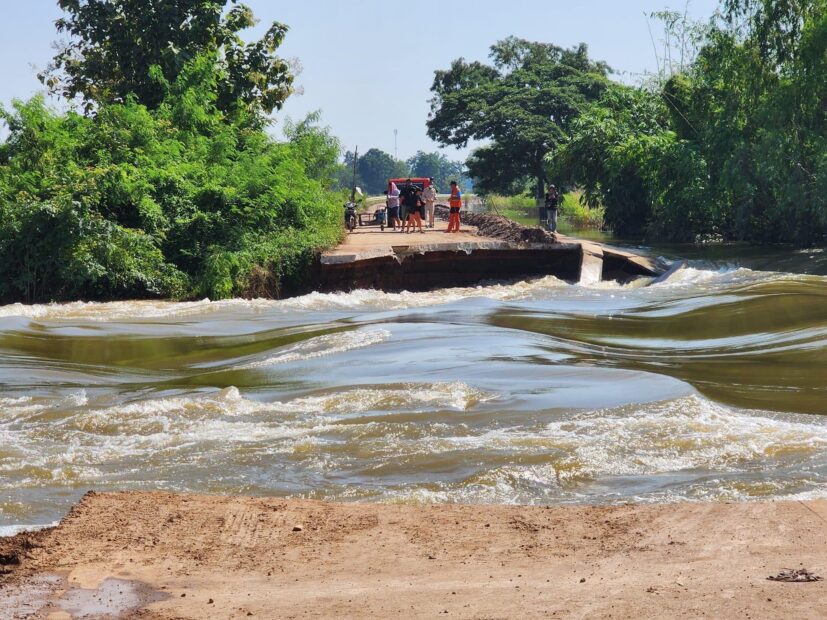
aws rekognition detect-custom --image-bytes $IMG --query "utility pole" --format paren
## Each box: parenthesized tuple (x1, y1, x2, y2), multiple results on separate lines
(350, 146, 359, 203)
(394, 129, 398, 160)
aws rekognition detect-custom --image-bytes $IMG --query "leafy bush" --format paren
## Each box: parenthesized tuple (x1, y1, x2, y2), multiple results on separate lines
(483, 192, 604, 229)
(555, 1, 827, 244)
(0, 56, 342, 303)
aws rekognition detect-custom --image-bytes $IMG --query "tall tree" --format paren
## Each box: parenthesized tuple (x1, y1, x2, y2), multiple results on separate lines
(557, 0, 827, 243)
(356, 148, 410, 195)
(406, 151, 464, 192)
(40, 0, 293, 116)
(427, 37, 610, 203)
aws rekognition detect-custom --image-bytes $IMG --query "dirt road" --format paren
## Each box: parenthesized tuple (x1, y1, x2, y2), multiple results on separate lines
(2, 492, 826, 618)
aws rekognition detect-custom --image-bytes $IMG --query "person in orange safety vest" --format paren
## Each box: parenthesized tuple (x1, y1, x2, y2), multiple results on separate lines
(446, 181, 462, 233)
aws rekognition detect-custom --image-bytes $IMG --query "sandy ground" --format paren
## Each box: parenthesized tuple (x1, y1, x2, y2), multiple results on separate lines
(2, 492, 827, 619)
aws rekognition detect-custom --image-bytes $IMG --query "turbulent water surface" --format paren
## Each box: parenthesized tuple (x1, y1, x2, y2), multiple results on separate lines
(1, 243, 827, 531)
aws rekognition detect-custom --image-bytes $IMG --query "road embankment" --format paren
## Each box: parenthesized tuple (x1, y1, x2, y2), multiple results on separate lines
(311, 209, 662, 294)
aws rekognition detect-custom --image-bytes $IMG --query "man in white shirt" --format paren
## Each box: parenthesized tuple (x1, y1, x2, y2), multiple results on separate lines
(422, 178, 438, 228)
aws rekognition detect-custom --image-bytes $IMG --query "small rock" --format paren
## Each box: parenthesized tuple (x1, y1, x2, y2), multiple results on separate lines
(292, 525, 303, 532)
(768, 568, 822, 582)
(208, 598, 214, 604)
(580, 578, 586, 583)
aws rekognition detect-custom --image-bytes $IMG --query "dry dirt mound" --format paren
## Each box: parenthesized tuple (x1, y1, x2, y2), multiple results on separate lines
(435, 205, 557, 244)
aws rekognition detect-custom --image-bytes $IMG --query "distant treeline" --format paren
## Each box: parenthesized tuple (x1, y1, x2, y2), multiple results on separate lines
(336, 148, 472, 196)
(429, 0, 827, 244)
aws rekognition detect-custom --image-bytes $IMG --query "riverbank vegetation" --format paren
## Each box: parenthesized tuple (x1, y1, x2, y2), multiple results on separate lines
(427, 37, 610, 205)
(555, 0, 827, 243)
(0, 0, 343, 304)
(484, 192, 604, 229)
(431, 0, 826, 245)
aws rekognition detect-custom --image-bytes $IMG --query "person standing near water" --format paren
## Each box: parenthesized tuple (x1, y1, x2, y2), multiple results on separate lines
(544, 184, 560, 232)
(422, 178, 438, 228)
(399, 179, 415, 231)
(446, 181, 462, 233)
(387, 181, 402, 230)
(404, 187, 425, 234)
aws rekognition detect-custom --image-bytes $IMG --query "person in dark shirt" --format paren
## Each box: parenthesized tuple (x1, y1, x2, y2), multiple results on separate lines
(544, 184, 560, 232)
(403, 185, 425, 233)
(398, 180, 415, 231)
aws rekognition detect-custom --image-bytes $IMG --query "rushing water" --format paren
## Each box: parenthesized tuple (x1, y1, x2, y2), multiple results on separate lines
(1, 244, 826, 532)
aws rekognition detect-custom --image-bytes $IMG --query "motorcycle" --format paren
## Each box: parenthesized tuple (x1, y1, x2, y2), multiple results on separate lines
(344, 202, 358, 232)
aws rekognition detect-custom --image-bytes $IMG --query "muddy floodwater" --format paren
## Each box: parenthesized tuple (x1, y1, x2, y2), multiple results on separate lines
(1, 242, 826, 532)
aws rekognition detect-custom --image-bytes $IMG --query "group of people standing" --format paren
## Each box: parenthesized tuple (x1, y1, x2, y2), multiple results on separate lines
(385, 179, 463, 234)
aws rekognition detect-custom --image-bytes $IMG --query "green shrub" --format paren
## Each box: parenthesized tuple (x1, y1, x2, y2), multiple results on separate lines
(0, 55, 343, 303)
(483, 192, 604, 229)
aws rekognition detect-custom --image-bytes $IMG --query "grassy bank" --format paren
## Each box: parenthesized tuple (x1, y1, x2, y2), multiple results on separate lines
(483, 192, 604, 229)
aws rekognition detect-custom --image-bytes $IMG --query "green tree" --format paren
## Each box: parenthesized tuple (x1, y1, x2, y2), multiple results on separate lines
(558, 0, 827, 244)
(0, 54, 343, 303)
(356, 148, 410, 195)
(41, 0, 293, 117)
(283, 111, 343, 189)
(427, 37, 611, 204)
(406, 151, 464, 192)
(555, 87, 711, 239)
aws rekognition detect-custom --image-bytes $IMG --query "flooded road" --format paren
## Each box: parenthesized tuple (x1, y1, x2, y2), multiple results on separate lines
(1, 246, 826, 531)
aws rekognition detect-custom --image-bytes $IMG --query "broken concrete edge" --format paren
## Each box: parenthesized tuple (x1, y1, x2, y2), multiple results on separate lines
(312, 206, 665, 294)
(579, 244, 604, 285)
(321, 240, 582, 265)
(431, 205, 665, 277)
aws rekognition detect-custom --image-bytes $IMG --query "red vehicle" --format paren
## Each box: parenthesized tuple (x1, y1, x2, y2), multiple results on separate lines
(388, 177, 432, 191)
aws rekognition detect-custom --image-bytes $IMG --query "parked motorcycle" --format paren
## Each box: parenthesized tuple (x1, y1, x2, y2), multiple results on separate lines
(344, 202, 358, 232)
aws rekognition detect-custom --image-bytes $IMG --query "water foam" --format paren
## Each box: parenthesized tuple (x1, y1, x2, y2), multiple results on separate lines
(527, 395, 827, 479)
(330, 394, 827, 504)
(286, 382, 497, 415)
(0, 522, 58, 537)
(237, 329, 391, 368)
(0, 298, 284, 321)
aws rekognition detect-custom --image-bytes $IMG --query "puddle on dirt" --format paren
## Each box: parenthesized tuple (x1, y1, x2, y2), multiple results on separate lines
(55, 577, 165, 617)
(0, 574, 166, 619)
(1, 574, 62, 619)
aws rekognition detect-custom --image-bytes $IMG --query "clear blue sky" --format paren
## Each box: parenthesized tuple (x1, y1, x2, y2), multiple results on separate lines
(0, 0, 721, 161)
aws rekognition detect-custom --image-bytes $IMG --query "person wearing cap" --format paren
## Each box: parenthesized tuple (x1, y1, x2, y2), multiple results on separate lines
(421, 178, 438, 228)
(446, 181, 462, 233)
(544, 184, 560, 232)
